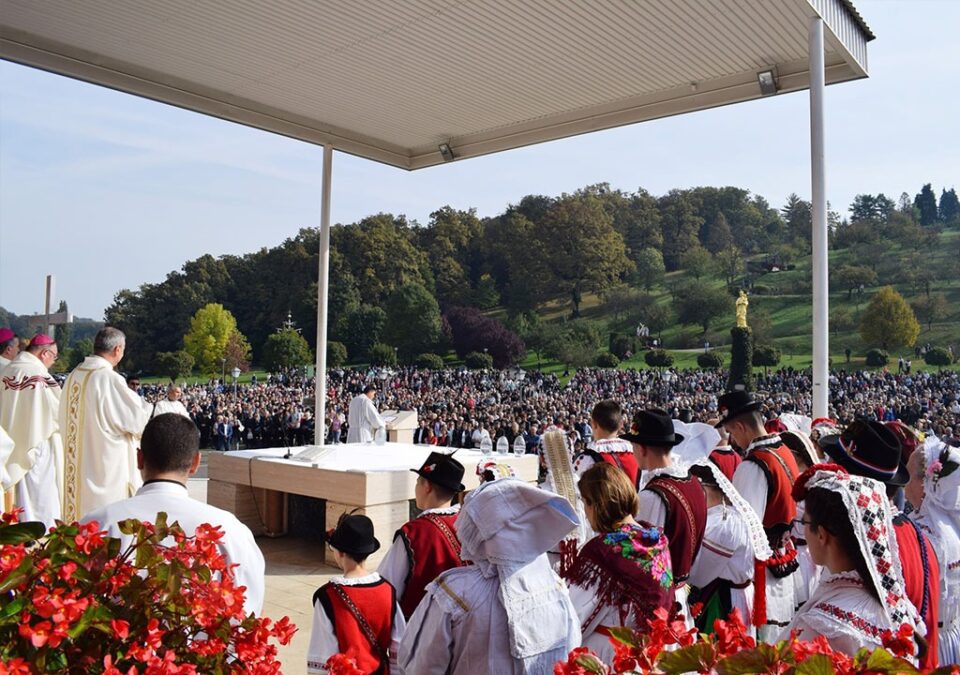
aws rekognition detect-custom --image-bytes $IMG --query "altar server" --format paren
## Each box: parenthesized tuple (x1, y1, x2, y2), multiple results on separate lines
(398, 478, 580, 674)
(0, 334, 62, 528)
(347, 385, 385, 443)
(309, 513, 405, 674)
(83, 413, 265, 615)
(378, 451, 467, 618)
(723, 391, 801, 641)
(787, 465, 919, 659)
(60, 327, 149, 521)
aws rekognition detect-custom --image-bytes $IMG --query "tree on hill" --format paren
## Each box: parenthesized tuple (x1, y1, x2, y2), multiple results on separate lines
(383, 282, 443, 360)
(343, 305, 386, 361)
(183, 304, 250, 375)
(673, 283, 733, 334)
(154, 350, 195, 382)
(680, 245, 712, 280)
(835, 265, 878, 300)
(444, 306, 525, 368)
(911, 294, 949, 332)
(262, 328, 312, 372)
(704, 212, 734, 253)
(417, 206, 483, 307)
(781, 193, 812, 244)
(633, 247, 666, 290)
(940, 188, 959, 224)
(914, 184, 939, 226)
(849, 193, 895, 225)
(536, 194, 634, 317)
(859, 287, 920, 351)
(659, 190, 703, 270)
(714, 246, 745, 287)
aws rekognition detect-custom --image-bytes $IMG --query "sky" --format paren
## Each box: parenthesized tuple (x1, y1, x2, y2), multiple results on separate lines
(0, 0, 957, 320)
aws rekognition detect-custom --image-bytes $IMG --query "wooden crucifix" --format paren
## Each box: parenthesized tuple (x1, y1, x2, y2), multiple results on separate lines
(24, 275, 73, 339)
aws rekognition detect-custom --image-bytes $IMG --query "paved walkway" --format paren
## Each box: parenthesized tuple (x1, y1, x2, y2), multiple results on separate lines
(188, 477, 337, 674)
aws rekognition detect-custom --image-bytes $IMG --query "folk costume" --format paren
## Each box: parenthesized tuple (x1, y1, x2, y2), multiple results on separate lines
(573, 437, 640, 488)
(687, 459, 772, 639)
(59, 355, 149, 521)
(564, 522, 674, 663)
(0, 341, 63, 528)
(821, 420, 939, 668)
(398, 478, 581, 674)
(723, 392, 802, 640)
(780, 430, 823, 612)
(708, 444, 741, 482)
(624, 412, 708, 628)
(378, 452, 467, 619)
(309, 515, 405, 674)
(786, 466, 920, 660)
(911, 437, 960, 666)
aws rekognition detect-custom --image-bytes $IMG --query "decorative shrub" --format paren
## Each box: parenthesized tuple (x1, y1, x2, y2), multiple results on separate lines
(644, 349, 674, 368)
(414, 352, 445, 369)
(924, 347, 953, 368)
(697, 352, 723, 369)
(727, 326, 753, 391)
(0, 510, 295, 672)
(326, 340, 348, 368)
(464, 351, 494, 369)
(609, 335, 635, 360)
(368, 342, 397, 366)
(595, 352, 620, 368)
(752, 344, 782, 368)
(865, 348, 890, 367)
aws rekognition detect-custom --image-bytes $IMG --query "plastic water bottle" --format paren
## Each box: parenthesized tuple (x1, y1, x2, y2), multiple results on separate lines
(513, 436, 526, 457)
(374, 427, 386, 446)
(480, 437, 493, 457)
(496, 436, 509, 456)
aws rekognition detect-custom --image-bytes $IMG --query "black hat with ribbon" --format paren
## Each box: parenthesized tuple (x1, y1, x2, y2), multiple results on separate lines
(819, 419, 909, 486)
(411, 451, 465, 492)
(620, 409, 684, 447)
(326, 513, 380, 556)
(715, 390, 762, 427)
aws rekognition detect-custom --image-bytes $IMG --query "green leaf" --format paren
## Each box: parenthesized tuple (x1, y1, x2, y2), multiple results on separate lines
(795, 654, 836, 675)
(717, 643, 785, 674)
(573, 653, 609, 674)
(658, 643, 716, 674)
(606, 625, 639, 647)
(863, 647, 920, 674)
(0, 596, 24, 621)
(0, 521, 46, 544)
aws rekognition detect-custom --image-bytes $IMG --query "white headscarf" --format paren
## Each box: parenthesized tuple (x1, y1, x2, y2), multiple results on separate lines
(915, 437, 960, 607)
(455, 478, 579, 659)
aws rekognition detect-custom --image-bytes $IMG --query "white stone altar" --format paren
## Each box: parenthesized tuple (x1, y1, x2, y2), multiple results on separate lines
(207, 443, 538, 566)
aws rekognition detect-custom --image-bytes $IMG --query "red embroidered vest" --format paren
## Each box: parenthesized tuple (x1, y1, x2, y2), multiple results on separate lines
(746, 444, 799, 534)
(315, 579, 395, 674)
(591, 450, 640, 487)
(398, 512, 466, 618)
(894, 515, 940, 670)
(645, 474, 707, 582)
(708, 447, 742, 482)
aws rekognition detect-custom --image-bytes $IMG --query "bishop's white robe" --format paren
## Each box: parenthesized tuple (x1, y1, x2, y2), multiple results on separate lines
(346, 394, 384, 443)
(59, 355, 149, 522)
(0, 351, 63, 527)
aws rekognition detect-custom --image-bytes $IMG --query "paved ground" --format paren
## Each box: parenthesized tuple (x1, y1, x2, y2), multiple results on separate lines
(188, 476, 336, 674)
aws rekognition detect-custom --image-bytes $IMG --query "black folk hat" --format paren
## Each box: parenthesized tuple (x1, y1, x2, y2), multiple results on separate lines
(620, 409, 684, 447)
(411, 451, 466, 493)
(327, 513, 380, 556)
(819, 419, 909, 486)
(715, 390, 762, 427)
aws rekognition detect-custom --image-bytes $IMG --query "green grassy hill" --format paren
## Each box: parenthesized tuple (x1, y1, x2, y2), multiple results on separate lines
(522, 228, 960, 374)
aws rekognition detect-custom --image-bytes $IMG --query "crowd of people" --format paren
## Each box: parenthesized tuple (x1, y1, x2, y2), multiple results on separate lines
(131, 365, 959, 451)
(2, 325, 959, 672)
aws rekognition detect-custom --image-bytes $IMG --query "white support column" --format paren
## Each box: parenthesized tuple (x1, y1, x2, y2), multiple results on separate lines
(315, 144, 333, 445)
(809, 17, 829, 419)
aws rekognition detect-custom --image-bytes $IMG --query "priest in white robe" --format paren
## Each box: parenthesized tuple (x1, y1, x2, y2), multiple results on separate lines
(0, 334, 63, 528)
(347, 385, 384, 443)
(0, 327, 19, 372)
(82, 413, 265, 615)
(59, 327, 149, 522)
(150, 385, 190, 418)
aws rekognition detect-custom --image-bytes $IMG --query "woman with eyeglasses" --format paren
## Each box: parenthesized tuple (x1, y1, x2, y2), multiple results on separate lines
(785, 465, 920, 659)
(563, 462, 674, 664)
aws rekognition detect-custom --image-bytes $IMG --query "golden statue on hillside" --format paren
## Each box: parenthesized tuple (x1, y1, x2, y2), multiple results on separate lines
(736, 290, 749, 328)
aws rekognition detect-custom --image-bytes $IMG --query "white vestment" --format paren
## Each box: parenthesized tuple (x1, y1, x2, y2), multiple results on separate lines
(0, 351, 63, 527)
(59, 355, 149, 521)
(346, 394, 384, 443)
(0, 355, 11, 372)
(82, 481, 265, 616)
(151, 399, 190, 418)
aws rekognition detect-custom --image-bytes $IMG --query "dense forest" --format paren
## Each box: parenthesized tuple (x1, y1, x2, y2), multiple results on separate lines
(53, 181, 959, 373)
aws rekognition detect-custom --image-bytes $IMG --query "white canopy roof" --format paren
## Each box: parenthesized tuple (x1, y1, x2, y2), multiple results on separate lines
(1, 0, 872, 170)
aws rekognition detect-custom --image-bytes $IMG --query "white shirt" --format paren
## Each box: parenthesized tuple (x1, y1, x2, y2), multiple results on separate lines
(307, 572, 405, 674)
(636, 463, 690, 528)
(346, 394, 384, 443)
(378, 504, 460, 603)
(151, 399, 190, 418)
(81, 481, 265, 616)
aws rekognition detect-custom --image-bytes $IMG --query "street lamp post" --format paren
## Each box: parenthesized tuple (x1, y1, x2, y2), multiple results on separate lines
(221, 358, 227, 386)
(232, 367, 241, 397)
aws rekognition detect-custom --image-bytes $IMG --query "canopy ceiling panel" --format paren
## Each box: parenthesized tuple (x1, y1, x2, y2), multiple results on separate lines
(1, 0, 872, 169)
